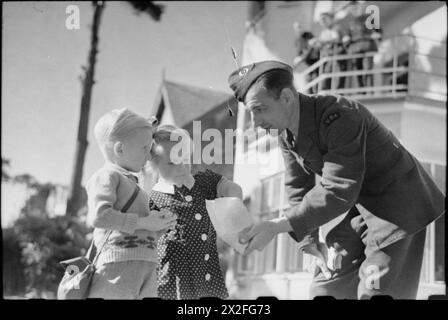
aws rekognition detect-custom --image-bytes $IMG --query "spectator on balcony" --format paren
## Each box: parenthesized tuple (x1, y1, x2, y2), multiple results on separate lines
(317, 12, 347, 90)
(293, 24, 320, 94)
(342, 2, 383, 90)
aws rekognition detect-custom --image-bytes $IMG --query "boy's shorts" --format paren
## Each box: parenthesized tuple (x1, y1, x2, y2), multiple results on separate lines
(88, 260, 158, 299)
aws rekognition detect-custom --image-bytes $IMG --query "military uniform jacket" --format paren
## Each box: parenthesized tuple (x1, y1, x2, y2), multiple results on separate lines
(280, 93, 445, 249)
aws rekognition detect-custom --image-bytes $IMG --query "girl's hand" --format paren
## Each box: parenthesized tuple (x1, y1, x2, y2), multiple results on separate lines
(157, 208, 175, 219)
(155, 209, 178, 236)
(137, 210, 177, 232)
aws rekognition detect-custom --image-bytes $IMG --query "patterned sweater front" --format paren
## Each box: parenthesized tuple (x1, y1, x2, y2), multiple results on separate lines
(86, 162, 158, 266)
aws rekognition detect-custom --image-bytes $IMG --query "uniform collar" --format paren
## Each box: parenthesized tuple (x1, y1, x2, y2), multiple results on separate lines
(282, 92, 317, 158)
(103, 161, 139, 183)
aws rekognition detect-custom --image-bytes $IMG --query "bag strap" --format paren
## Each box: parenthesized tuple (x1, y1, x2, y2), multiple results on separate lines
(85, 240, 96, 261)
(121, 183, 140, 213)
(89, 183, 141, 265)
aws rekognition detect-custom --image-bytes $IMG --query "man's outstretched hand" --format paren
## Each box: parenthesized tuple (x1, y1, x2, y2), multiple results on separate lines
(238, 221, 277, 255)
(238, 217, 293, 255)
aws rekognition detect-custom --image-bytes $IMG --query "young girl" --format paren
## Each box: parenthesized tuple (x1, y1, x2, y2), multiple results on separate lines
(148, 124, 242, 300)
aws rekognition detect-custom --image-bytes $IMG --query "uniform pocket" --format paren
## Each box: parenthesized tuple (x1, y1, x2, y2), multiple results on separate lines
(325, 208, 366, 266)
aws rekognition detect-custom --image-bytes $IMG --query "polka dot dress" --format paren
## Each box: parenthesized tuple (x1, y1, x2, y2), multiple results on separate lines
(149, 170, 229, 300)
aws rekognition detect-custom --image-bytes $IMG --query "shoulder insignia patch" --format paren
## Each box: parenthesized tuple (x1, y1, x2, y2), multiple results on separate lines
(324, 112, 340, 126)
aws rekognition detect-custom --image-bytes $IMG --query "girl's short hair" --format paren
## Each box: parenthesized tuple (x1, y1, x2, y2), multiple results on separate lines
(94, 108, 152, 157)
(150, 124, 193, 163)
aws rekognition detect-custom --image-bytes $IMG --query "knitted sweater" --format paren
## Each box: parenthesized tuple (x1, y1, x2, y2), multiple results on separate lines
(86, 162, 158, 266)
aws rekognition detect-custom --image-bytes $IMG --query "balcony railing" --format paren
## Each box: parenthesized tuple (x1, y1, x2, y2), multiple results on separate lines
(295, 34, 446, 101)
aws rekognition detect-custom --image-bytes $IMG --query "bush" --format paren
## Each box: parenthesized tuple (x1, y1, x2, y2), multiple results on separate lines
(12, 214, 92, 298)
(3, 228, 27, 296)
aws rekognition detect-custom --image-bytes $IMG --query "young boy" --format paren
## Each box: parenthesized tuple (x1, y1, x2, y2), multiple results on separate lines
(86, 108, 177, 299)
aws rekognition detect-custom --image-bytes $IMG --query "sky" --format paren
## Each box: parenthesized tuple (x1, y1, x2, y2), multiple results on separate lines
(2, 1, 247, 186)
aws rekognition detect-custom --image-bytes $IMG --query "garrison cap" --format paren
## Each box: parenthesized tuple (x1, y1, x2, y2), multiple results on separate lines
(227, 60, 293, 102)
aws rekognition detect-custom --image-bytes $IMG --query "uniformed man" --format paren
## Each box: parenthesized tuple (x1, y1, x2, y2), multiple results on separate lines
(228, 60, 445, 299)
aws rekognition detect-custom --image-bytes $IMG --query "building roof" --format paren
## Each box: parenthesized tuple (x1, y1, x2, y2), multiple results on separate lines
(154, 80, 235, 128)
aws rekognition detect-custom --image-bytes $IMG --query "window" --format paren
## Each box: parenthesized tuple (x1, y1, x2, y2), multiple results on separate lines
(260, 179, 271, 213)
(255, 211, 279, 274)
(237, 251, 255, 275)
(434, 164, 446, 194)
(433, 164, 445, 282)
(419, 161, 445, 284)
(243, 109, 252, 131)
(258, 172, 284, 213)
(270, 174, 283, 211)
(435, 215, 445, 282)
(285, 234, 304, 272)
(260, 234, 278, 274)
